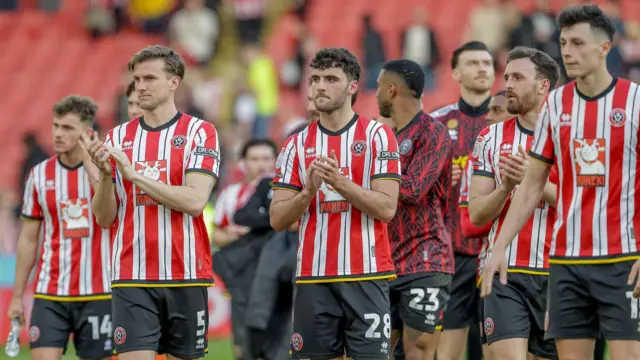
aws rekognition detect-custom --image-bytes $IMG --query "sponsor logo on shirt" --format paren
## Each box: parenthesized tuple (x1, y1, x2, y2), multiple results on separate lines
(378, 151, 400, 161)
(193, 146, 220, 160)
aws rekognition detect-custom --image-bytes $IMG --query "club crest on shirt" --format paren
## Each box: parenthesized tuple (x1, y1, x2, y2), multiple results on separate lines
(135, 160, 168, 206)
(399, 139, 412, 155)
(472, 136, 485, 158)
(171, 135, 187, 149)
(351, 140, 367, 156)
(60, 198, 90, 239)
(609, 108, 627, 128)
(573, 138, 606, 187)
(319, 167, 350, 213)
(447, 119, 459, 140)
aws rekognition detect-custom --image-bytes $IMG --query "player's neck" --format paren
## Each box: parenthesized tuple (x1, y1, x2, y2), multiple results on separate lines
(460, 87, 491, 107)
(144, 101, 179, 128)
(393, 101, 422, 131)
(576, 67, 613, 98)
(59, 147, 85, 169)
(319, 106, 355, 133)
(517, 109, 538, 131)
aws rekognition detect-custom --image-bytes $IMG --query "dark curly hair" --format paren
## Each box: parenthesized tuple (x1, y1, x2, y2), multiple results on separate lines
(310, 48, 361, 82)
(52, 95, 98, 124)
(557, 5, 615, 41)
(507, 46, 561, 89)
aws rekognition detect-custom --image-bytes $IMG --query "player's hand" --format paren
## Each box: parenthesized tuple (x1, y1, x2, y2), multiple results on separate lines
(78, 131, 99, 161)
(7, 297, 24, 324)
(312, 150, 341, 187)
(452, 164, 462, 186)
(627, 258, 640, 298)
(82, 133, 112, 175)
(480, 247, 508, 298)
(499, 147, 528, 190)
(304, 165, 322, 195)
(105, 145, 136, 181)
(228, 224, 251, 239)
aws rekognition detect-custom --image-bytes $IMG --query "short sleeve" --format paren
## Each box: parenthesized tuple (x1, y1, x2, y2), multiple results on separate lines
(370, 124, 402, 182)
(21, 169, 43, 220)
(471, 127, 494, 178)
(529, 101, 554, 164)
(273, 134, 303, 192)
(104, 131, 117, 182)
(186, 121, 221, 182)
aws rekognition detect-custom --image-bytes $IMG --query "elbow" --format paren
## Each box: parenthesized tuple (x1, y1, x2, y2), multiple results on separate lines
(187, 198, 209, 218)
(468, 207, 488, 227)
(379, 204, 397, 223)
(270, 217, 287, 232)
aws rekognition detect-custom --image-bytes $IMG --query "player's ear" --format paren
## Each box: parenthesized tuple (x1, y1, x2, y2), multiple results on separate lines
(452, 68, 461, 83)
(600, 39, 612, 59)
(348, 80, 359, 98)
(169, 76, 181, 92)
(539, 79, 550, 95)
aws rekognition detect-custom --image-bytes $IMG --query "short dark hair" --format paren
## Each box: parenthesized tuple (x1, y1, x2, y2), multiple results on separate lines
(506, 46, 560, 89)
(451, 41, 491, 69)
(52, 95, 98, 123)
(494, 90, 507, 97)
(126, 81, 136, 98)
(240, 138, 278, 159)
(128, 45, 185, 79)
(310, 47, 361, 82)
(382, 59, 425, 99)
(557, 5, 615, 41)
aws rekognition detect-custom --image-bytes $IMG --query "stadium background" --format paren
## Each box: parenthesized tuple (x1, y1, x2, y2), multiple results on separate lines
(0, 0, 639, 358)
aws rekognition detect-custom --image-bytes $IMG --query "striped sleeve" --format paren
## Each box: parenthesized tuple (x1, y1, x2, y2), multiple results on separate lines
(186, 121, 221, 182)
(472, 127, 494, 178)
(371, 124, 401, 182)
(21, 168, 43, 220)
(530, 100, 554, 164)
(105, 131, 117, 182)
(273, 134, 302, 192)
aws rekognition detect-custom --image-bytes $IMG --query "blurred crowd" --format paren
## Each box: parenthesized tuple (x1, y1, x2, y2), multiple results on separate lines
(1, 0, 640, 254)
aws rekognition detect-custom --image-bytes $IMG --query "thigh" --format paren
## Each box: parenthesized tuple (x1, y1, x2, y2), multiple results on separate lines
(291, 283, 344, 359)
(339, 280, 392, 360)
(397, 273, 452, 333)
(162, 287, 209, 359)
(72, 299, 114, 359)
(524, 275, 558, 359)
(29, 298, 71, 351)
(483, 275, 530, 344)
(111, 287, 162, 354)
(443, 255, 478, 330)
(546, 264, 598, 340)
(591, 261, 640, 341)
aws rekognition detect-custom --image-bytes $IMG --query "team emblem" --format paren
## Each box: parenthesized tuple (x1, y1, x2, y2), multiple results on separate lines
(275, 150, 284, 169)
(484, 317, 494, 336)
(447, 119, 458, 129)
(351, 140, 367, 156)
(399, 139, 412, 155)
(29, 326, 40, 343)
(171, 135, 187, 149)
(609, 108, 627, 127)
(114, 327, 127, 345)
(291, 333, 304, 351)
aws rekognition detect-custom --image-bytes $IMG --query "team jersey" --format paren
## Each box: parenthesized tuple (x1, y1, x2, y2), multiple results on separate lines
(389, 111, 454, 275)
(473, 116, 556, 272)
(530, 78, 640, 263)
(430, 97, 491, 255)
(272, 114, 401, 282)
(459, 163, 493, 239)
(213, 183, 255, 229)
(105, 112, 219, 286)
(21, 157, 111, 300)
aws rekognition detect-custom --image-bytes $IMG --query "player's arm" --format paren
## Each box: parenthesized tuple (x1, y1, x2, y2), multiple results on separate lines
(399, 125, 453, 204)
(542, 182, 557, 208)
(459, 168, 493, 237)
(88, 132, 118, 228)
(332, 176, 399, 223)
(12, 220, 41, 301)
(269, 134, 312, 232)
(210, 187, 249, 248)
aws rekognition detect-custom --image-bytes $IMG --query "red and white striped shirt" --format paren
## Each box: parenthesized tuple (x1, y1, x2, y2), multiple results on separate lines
(213, 183, 255, 229)
(105, 112, 220, 286)
(531, 79, 640, 263)
(272, 115, 401, 282)
(473, 117, 555, 271)
(21, 157, 111, 300)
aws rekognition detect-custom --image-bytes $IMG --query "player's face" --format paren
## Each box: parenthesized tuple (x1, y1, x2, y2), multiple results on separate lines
(132, 59, 180, 111)
(52, 113, 90, 154)
(244, 145, 276, 180)
(309, 67, 357, 113)
(127, 92, 143, 120)
(306, 95, 320, 122)
(375, 70, 394, 118)
(486, 95, 511, 125)
(454, 50, 495, 92)
(504, 58, 542, 115)
(560, 23, 610, 78)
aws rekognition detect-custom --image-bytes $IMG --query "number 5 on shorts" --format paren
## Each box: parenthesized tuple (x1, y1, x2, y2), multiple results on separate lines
(364, 313, 391, 339)
(409, 288, 440, 311)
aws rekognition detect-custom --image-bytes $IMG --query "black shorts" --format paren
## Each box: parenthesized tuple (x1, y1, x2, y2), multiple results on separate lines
(547, 261, 640, 341)
(442, 255, 479, 329)
(291, 280, 391, 359)
(390, 273, 452, 333)
(483, 273, 557, 358)
(29, 297, 113, 359)
(111, 286, 209, 359)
